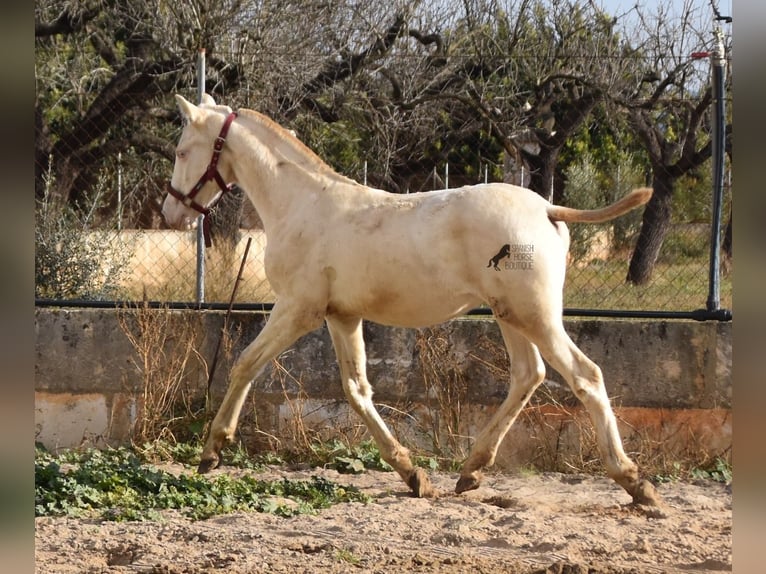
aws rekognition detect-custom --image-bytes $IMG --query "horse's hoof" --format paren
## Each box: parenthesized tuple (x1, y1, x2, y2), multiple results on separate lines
(197, 453, 220, 474)
(408, 468, 436, 498)
(631, 479, 661, 506)
(455, 474, 482, 494)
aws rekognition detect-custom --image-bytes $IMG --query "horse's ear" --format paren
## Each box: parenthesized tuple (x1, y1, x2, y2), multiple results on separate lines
(200, 93, 217, 107)
(175, 94, 202, 124)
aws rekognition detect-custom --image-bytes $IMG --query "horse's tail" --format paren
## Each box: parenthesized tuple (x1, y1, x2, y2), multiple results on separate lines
(546, 187, 652, 224)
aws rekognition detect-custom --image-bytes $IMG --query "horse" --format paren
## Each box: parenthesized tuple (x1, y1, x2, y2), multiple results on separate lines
(162, 93, 659, 506)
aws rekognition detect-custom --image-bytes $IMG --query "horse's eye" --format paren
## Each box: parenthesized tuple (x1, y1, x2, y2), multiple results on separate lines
(176, 149, 188, 160)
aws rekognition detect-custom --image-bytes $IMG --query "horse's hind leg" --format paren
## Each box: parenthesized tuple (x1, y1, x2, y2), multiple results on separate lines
(529, 320, 660, 506)
(199, 301, 323, 473)
(457, 321, 545, 493)
(326, 314, 435, 498)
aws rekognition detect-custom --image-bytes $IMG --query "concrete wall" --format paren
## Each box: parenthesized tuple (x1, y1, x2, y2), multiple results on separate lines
(35, 308, 732, 469)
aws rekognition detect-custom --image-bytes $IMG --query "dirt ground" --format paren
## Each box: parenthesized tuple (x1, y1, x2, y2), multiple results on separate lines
(35, 464, 731, 574)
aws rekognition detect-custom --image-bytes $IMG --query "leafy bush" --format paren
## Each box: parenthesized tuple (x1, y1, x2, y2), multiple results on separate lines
(35, 180, 136, 300)
(689, 457, 732, 484)
(563, 150, 645, 261)
(563, 152, 610, 262)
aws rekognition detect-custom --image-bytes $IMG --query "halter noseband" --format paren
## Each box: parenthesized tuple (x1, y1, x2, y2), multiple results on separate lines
(166, 111, 239, 245)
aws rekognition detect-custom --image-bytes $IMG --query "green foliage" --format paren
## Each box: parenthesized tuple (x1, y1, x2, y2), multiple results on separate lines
(563, 151, 609, 262)
(413, 454, 443, 472)
(308, 439, 393, 474)
(657, 225, 708, 263)
(563, 147, 648, 265)
(606, 152, 646, 250)
(299, 118, 365, 179)
(35, 446, 370, 522)
(35, 174, 136, 300)
(652, 461, 683, 484)
(133, 439, 284, 472)
(335, 548, 362, 565)
(35, 212, 133, 300)
(673, 167, 716, 224)
(652, 457, 731, 485)
(136, 440, 205, 467)
(689, 457, 732, 484)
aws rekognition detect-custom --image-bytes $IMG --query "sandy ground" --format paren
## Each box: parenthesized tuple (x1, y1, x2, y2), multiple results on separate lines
(35, 464, 731, 573)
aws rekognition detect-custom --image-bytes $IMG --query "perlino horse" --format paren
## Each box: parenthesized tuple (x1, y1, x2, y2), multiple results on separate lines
(162, 94, 659, 505)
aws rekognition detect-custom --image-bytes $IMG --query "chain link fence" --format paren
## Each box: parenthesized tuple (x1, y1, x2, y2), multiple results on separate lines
(35, 35, 732, 317)
(34, 148, 731, 315)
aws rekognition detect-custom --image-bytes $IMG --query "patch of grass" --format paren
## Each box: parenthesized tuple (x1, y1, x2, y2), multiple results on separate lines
(35, 445, 369, 522)
(565, 257, 732, 311)
(335, 548, 361, 565)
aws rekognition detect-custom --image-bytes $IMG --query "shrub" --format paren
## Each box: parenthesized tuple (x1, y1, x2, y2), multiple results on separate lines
(35, 169, 135, 300)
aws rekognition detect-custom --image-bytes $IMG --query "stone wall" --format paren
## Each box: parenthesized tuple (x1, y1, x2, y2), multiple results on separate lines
(34, 308, 732, 470)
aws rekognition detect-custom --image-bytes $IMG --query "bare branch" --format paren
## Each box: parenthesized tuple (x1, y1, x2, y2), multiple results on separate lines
(35, 3, 102, 37)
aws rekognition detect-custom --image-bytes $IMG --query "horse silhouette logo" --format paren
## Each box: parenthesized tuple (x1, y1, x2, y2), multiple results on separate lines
(487, 244, 511, 270)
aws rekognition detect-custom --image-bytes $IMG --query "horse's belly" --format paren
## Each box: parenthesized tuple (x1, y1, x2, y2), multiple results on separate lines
(329, 284, 481, 328)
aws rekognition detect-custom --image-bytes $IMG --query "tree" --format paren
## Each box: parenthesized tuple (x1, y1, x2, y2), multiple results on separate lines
(611, 3, 732, 285)
(34, 0, 446, 223)
(36, 0, 729, 248)
(34, 0, 249, 226)
(496, 0, 623, 201)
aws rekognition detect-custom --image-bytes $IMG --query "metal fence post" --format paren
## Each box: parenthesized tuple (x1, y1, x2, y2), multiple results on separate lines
(196, 48, 206, 304)
(706, 28, 726, 313)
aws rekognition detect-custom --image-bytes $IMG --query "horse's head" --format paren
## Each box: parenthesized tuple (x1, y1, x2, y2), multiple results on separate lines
(162, 94, 237, 230)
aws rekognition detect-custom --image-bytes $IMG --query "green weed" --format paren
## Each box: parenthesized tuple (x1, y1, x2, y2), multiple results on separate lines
(306, 438, 393, 474)
(651, 457, 732, 485)
(35, 445, 369, 522)
(689, 457, 732, 484)
(335, 548, 361, 565)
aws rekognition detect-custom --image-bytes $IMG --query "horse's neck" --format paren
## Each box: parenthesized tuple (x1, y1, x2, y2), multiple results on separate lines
(237, 110, 355, 182)
(230, 140, 331, 232)
(231, 113, 358, 231)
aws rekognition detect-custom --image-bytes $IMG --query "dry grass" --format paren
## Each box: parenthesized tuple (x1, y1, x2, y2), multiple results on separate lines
(415, 326, 472, 461)
(112, 300, 729, 481)
(111, 230, 275, 303)
(117, 304, 210, 446)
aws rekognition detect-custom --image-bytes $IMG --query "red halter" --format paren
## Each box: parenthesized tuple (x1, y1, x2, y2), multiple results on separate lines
(165, 111, 238, 245)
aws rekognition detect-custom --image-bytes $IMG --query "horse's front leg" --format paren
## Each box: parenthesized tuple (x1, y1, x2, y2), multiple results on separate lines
(326, 314, 436, 498)
(198, 302, 322, 473)
(457, 321, 546, 493)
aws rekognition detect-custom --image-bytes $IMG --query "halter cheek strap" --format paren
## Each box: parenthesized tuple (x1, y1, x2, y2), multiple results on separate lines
(166, 111, 239, 246)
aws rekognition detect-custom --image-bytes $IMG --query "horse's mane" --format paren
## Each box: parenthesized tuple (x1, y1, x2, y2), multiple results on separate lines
(236, 109, 357, 186)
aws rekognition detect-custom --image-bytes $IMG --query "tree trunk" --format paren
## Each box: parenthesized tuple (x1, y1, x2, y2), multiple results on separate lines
(525, 148, 560, 201)
(626, 176, 674, 285)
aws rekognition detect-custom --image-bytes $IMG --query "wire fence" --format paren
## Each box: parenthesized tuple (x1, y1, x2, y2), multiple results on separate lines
(34, 53, 732, 319)
(34, 155, 732, 318)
